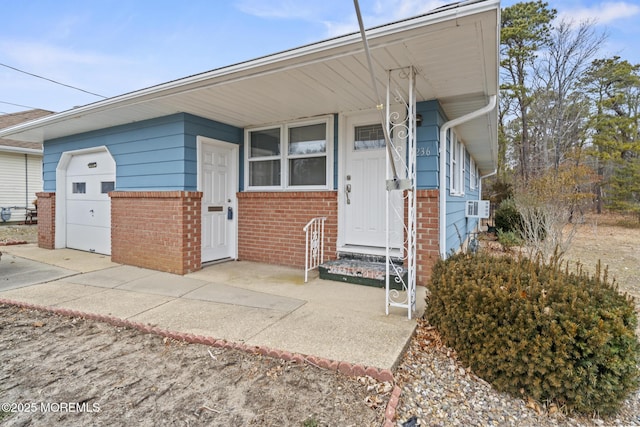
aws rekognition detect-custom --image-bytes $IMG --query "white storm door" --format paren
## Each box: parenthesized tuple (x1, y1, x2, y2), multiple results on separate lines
(344, 115, 403, 249)
(199, 138, 237, 262)
(66, 151, 115, 255)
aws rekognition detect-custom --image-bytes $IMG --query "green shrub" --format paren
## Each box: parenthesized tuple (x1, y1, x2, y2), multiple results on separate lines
(496, 229, 522, 249)
(426, 253, 639, 415)
(495, 199, 547, 242)
(494, 199, 522, 233)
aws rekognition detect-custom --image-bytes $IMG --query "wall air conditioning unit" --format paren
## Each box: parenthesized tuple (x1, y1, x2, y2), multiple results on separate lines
(465, 200, 490, 218)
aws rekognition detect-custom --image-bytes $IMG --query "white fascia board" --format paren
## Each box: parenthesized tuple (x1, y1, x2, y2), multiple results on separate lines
(0, 0, 499, 141)
(0, 145, 42, 155)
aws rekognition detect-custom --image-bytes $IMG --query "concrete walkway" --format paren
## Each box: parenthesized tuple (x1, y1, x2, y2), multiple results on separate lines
(0, 244, 425, 370)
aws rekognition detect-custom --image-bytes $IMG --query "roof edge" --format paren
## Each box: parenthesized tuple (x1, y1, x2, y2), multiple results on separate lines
(0, 144, 43, 155)
(0, 0, 500, 141)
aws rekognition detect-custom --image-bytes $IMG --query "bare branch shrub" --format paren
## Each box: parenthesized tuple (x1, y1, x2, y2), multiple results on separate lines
(514, 164, 594, 259)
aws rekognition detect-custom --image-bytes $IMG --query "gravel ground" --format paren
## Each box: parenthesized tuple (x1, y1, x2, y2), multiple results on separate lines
(394, 321, 640, 427)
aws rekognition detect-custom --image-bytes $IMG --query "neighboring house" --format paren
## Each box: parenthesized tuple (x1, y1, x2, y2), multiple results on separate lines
(0, 0, 499, 287)
(0, 109, 53, 223)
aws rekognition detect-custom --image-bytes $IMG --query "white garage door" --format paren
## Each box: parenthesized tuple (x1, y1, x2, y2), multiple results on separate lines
(66, 151, 115, 255)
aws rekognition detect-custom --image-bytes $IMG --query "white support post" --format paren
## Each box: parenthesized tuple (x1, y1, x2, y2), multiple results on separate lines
(385, 67, 417, 319)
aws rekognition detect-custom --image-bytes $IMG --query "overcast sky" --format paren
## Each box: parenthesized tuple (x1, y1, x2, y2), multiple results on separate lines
(1, 0, 639, 116)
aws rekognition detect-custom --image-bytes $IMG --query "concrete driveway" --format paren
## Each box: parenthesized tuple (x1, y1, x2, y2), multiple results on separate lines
(1, 254, 76, 291)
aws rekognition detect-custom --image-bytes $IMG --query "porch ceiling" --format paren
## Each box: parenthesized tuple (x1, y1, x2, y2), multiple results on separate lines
(0, 0, 499, 174)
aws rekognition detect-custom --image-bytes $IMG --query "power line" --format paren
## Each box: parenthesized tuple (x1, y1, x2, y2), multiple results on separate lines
(0, 62, 107, 99)
(0, 100, 43, 111)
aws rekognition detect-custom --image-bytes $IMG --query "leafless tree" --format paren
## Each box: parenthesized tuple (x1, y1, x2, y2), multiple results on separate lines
(530, 19, 607, 173)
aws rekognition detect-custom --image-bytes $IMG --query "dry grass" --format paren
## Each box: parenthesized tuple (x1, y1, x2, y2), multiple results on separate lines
(563, 213, 640, 336)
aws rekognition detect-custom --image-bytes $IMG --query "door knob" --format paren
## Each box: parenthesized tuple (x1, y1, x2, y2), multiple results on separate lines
(345, 183, 351, 205)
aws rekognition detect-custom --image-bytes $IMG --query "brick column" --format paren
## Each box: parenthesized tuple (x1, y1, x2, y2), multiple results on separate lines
(110, 191, 202, 275)
(415, 189, 440, 285)
(36, 192, 55, 249)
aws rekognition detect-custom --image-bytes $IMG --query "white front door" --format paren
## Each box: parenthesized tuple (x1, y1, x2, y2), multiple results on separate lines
(198, 137, 238, 262)
(65, 150, 115, 255)
(342, 112, 404, 251)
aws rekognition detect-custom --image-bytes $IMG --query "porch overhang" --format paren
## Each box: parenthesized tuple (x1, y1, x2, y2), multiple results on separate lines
(0, 0, 499, 173)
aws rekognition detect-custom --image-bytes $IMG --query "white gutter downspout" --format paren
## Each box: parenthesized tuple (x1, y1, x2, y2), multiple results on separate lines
(439, 95, 497, 259)
(479, 169, 497, 201)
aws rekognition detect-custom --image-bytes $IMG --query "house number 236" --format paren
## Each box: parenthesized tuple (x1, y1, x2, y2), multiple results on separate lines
(416, 147, 431, 157)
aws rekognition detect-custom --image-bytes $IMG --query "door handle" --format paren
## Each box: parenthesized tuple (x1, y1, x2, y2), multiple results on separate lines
(345, 183, 351, 205)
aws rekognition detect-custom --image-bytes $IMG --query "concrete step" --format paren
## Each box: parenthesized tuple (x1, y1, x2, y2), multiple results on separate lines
(318, 258, 406, 290)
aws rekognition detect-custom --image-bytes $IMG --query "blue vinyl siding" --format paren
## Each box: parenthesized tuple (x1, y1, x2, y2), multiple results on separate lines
(413, 99, 482, 254)
(415, 100, 444, 189)
(445, 135, 481, 255)
(184, 114, 242, 190)
(411, 99, 484, 255)
(43, 113, 242, 192)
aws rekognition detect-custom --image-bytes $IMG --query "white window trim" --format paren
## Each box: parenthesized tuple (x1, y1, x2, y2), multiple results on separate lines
(462, 145, 466, 192)
(449, 130, 466, 196)
(245, 116, 334, 191)
(470, 157, 477, 190)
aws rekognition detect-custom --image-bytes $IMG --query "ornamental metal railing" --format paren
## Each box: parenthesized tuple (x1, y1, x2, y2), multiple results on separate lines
(385, 66, 417, 319)
(303, 217, 326, 283)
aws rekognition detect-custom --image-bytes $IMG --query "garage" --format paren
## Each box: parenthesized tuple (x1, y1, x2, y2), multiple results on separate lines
(64, 150, 115, 255)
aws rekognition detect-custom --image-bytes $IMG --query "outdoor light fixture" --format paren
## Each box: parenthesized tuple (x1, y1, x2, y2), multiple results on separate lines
(416, 114, 423, 127)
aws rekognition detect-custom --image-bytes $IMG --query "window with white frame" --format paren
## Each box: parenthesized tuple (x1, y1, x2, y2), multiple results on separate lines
(449, 130, 465, 196)
(246, 117, 332, 190)
(470, 157, 477, 190)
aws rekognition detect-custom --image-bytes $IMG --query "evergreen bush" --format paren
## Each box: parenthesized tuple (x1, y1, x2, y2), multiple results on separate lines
(494, 199, 522, 233)
(426, 253, 639, 415)
(495, 198, 547, 244)
(496, 229, 523, 249)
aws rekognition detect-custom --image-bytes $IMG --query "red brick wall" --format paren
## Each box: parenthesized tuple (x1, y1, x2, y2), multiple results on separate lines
(36, 192, 55, 249)
(237, 191, 338, 268)
(38, 188, 437, 281)
(110, 191, 201, 275)
(415, 189, 440, 285)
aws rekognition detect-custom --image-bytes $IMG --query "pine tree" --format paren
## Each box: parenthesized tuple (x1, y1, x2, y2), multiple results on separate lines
(582, 57, 640, 216)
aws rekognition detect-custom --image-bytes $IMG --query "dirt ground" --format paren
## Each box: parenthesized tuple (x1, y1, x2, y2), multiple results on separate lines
(0, 224, 38, 245)
(0, 305, 388, 426)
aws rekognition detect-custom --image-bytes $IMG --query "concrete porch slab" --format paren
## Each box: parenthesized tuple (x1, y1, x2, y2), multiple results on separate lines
(64, 265, 157, 288)
(246, 303, 418, 369)
(115, 272, 208, 298)
(190, 260, 426, 317)
(0, 281, 107, 307)
(0, 244, 117, 273)
(188, 260, 307, 288)
(0, 252, 425, 370)
(0, 254, 76, 291)
(182, 282, 305, 312)
(52, 288, 174, 319)
(129, 298, 287, 342)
